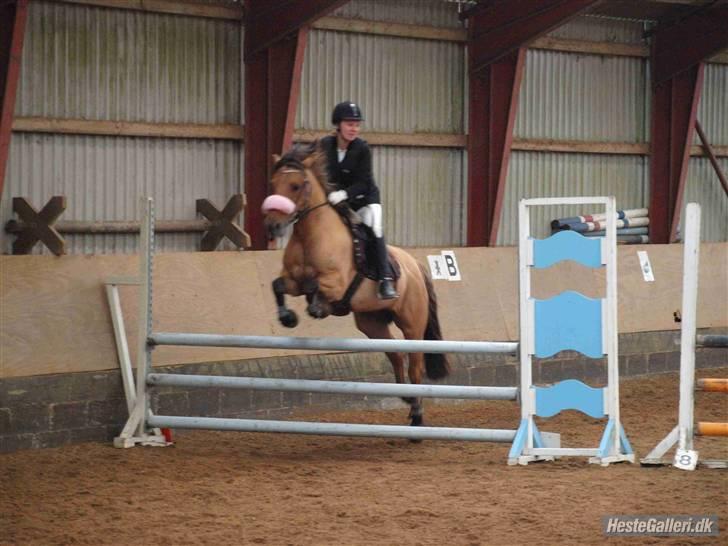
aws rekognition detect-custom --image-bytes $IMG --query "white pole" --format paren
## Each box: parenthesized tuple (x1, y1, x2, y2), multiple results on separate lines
(518, 199, 533, 452)
(605, 196, 620, 456)
(147, 373, 519, 400)
(148, 415, 518, 443)
(678, 203, 701, 451)
(149, 333, 518, 355)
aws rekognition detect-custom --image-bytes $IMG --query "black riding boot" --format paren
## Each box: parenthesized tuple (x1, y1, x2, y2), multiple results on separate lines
(374, 236, 398, 300)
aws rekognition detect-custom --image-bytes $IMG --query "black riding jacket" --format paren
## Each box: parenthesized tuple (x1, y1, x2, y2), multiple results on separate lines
(320, 135, 380, 210)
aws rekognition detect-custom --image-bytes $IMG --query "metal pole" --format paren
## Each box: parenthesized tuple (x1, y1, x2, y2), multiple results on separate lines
(134, 196, 154, 437)
(148, 415, 518, 443)
(147, 373, 518, 400)
(695, 334, 728, 348)
(148, 332, 519, 355)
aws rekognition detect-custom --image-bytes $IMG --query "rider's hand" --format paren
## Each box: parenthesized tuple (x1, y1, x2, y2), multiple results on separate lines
(328, 190, 348, 206)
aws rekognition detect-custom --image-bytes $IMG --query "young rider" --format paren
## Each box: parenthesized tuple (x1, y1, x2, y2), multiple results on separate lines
(320, 101, 398, 300)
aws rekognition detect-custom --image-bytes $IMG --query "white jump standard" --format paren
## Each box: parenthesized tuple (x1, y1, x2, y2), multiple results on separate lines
(640, 203, 727, 470)
(508, 197, 634, 466)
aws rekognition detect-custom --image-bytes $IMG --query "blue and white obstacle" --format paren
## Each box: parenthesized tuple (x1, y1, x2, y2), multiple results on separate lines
(114, 196, 634, 466)
(508, 197, 635, 466)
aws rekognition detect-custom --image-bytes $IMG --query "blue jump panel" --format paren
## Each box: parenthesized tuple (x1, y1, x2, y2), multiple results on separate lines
(534, 291, 603, 358)
(532, 230, 603, 269)
(534, 380, 606, 418)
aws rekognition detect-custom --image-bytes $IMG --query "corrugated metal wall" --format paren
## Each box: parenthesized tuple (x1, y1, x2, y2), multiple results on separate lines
(298, 31, 463, 133)
(682, 62, 728, 242)
(4, 134, 241, 254)
(498, 152, 647, 243)
(548, 15, 645, 43)
(15, 2, 240, 123)
(3, 2, 726, 255)
(332, 0, 462, 28)
(515, 50, 647, 142)
(497, 16, 727, 244)
(499, 35, 649, 244)
(297, 26, 466, 246)
(1, 0, 242, 254)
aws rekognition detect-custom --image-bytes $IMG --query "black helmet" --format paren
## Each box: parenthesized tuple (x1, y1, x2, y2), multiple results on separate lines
(331, 101, 364, 125)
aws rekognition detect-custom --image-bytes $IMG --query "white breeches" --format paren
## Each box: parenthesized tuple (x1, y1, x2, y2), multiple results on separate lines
(358, 203, 383, 238)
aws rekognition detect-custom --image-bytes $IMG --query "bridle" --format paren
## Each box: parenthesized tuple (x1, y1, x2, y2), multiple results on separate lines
(278, 168, 330, 226)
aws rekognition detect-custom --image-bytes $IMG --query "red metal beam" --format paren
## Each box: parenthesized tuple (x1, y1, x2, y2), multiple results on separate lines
(244, 51, 270, 251)
(244, 0, 346, 249)
(651, 2, 728, 85)
(466, 0, 602, 75)
(649, 64, 704, 244)
(244, 30, 309, 250)
(267, 30, 308, 157)
(244, 0, 349, 60)
(0, 0, 29, 199)
(695, 120, 728, 198)
(467, 49, 526, 247)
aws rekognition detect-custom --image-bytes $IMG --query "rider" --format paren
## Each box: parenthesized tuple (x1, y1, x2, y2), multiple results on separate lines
(320, 101, 398, 300)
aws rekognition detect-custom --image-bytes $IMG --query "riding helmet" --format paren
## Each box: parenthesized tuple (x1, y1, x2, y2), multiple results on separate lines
(331, 101, 364, 125)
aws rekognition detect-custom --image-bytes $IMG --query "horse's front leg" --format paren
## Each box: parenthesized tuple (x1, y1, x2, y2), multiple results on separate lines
(272, 277, 299, 328)
(302, 277, 331, 319)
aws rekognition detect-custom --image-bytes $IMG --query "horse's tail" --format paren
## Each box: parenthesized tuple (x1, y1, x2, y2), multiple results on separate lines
(419, 263, 450, 380)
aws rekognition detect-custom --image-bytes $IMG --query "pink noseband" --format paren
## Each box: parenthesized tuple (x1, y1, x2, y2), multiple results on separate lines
(261, 194, 297, 215)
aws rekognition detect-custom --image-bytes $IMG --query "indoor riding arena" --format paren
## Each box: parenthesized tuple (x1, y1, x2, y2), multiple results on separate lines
(1, 1, 727, 545)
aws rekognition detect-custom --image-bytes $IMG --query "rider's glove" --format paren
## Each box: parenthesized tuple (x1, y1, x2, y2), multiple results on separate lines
(328, 190, 348, 206)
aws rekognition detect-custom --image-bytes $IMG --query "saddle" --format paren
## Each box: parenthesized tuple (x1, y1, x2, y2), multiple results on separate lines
(329, 207, 401, 315)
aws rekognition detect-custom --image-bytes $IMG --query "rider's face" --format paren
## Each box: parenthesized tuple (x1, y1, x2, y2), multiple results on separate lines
(338, 120, 361, 143)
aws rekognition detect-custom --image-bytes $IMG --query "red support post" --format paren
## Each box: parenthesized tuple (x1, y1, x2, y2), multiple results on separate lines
(467, 49, 525, 246)
(649, 64, 704, 244)
(267, 30, 309, 158)
(648, 3, 728, 243)
(243, 0, 348, 250)
(464, 0, 597, 245)
(243, 51, 270, 251)
(0, 0, 29, 199)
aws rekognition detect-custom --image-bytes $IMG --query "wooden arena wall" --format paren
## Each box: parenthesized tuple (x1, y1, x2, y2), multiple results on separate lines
(2, 243, 726, 379)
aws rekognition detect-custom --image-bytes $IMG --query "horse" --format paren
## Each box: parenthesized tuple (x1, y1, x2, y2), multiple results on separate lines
(261, 142, 450, 428)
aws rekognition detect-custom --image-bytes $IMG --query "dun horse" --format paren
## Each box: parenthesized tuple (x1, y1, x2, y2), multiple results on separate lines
(261, 143, 449, 427)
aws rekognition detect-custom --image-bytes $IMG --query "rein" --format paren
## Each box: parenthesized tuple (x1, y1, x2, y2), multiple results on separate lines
(291, 200, 329, 225)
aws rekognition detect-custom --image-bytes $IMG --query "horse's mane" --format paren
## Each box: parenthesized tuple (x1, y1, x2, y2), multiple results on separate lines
(272, 141, 335, 194)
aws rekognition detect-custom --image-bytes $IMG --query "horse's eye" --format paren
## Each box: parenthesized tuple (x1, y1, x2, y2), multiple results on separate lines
(291, 183, 301, 192)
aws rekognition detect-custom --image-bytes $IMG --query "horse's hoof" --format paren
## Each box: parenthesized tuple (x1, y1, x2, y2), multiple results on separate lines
(408, 414, 424, 442)
(307, 306, 328, 319)
(279, 310, 298, 328)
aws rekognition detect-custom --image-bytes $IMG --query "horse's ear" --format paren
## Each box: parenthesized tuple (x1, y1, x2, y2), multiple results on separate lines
(272, 154, 281, 164)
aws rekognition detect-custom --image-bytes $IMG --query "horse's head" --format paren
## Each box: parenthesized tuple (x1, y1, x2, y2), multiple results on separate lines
(261, 142, 331, 239)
